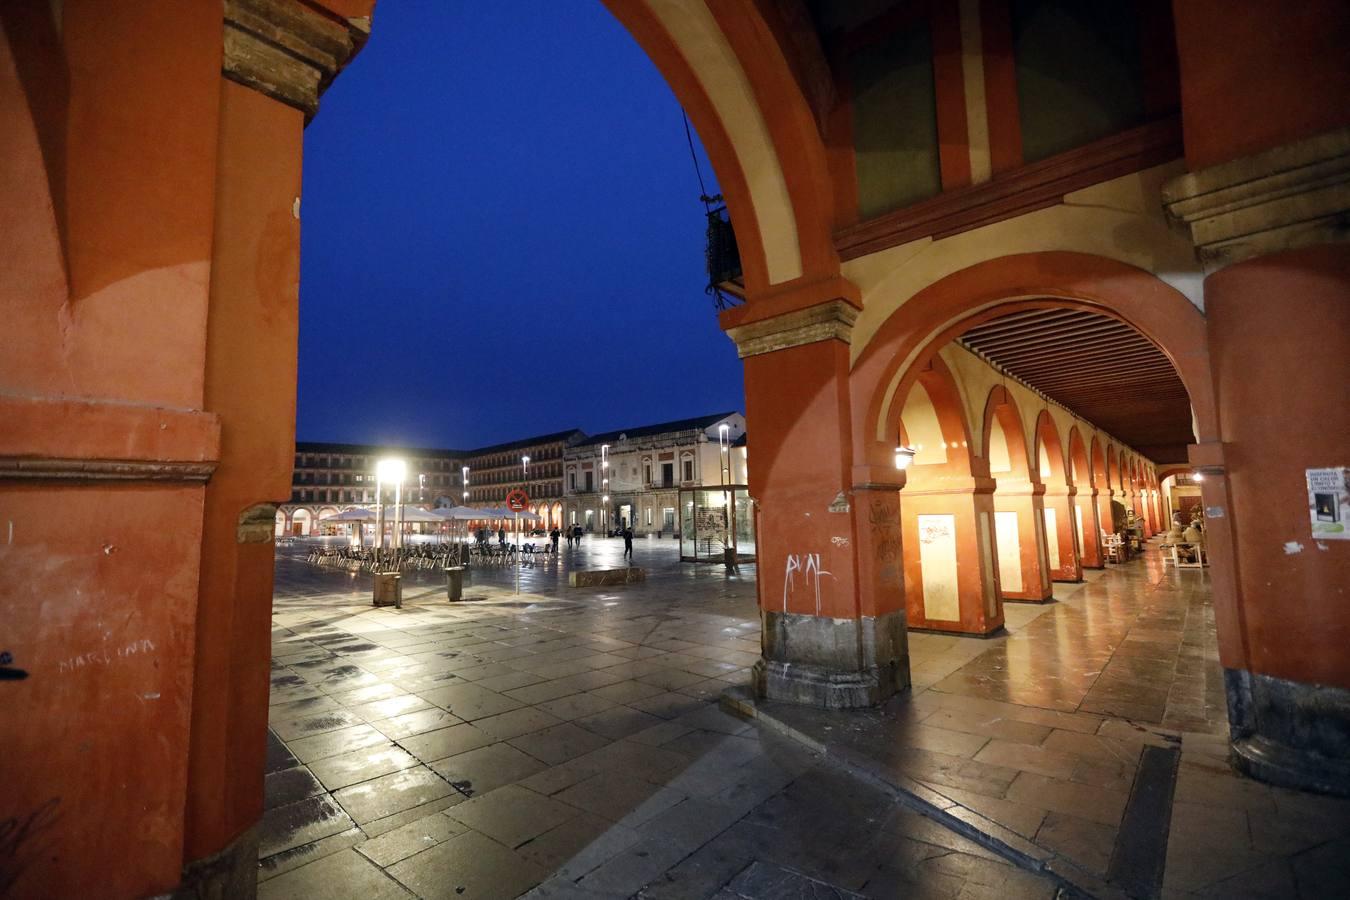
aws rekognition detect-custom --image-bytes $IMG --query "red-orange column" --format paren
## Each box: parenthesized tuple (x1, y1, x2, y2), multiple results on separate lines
(183, 80, 304, 885)
(0, 3, 222, 897)
(901, 480, 1003, 635)
(1096, 488, 1117, 555)
(732, 300, 910, 707)
(1203, 244, 1350, 792)
(1043, 488, 1083, 582)
(992, 486, 1053, 602)
(1077, 488, 1105, 568)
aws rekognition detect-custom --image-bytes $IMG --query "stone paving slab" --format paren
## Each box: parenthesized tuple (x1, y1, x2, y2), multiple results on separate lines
(262, 539, 1061, 898)
(263, 537, 1350, 898)
(711, 545, 1350, 899)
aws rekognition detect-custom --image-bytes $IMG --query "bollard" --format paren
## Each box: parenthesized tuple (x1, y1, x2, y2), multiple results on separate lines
(445, 566, 465, 602)
(372, 572, 402, 608)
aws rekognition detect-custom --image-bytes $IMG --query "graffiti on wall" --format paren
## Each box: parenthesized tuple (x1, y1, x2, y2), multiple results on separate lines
(783, 552, 832, 615)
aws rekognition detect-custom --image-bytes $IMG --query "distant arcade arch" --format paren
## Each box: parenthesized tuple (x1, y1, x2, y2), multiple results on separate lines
(854, 253, 1214, 476)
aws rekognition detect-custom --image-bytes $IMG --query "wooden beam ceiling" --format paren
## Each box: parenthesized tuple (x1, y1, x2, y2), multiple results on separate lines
(959, 310, 1193, 463)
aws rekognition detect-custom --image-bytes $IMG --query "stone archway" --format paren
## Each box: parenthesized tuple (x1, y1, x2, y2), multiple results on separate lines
(1068, 427, 1103, 568)
(1034, 410, 1082, 583)
(894, 352, 1002, 635)
(854, 252, 1217, 473)
(979, 385, 1052, 603)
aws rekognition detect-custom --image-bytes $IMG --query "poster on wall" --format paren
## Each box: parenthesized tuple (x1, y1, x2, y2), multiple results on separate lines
(1306, 467, 1349, 540)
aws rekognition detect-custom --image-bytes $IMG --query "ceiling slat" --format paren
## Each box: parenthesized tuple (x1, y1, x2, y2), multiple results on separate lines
(956, 309, 1193, 460)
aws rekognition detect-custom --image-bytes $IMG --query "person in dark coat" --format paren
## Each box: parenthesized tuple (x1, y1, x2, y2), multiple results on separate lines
(622, 526, 634, 561)
(550, 527, 560, 553)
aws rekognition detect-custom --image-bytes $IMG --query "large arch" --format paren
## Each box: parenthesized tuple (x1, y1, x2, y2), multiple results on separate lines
(603, 0, 839, 294)
(853, 252, 1216, 472)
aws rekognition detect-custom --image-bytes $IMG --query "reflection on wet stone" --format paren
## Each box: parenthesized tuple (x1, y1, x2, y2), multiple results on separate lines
(261, 537, 1327, 899)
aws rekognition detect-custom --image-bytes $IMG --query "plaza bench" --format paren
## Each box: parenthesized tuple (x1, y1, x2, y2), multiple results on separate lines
(568, 567, 646, 587)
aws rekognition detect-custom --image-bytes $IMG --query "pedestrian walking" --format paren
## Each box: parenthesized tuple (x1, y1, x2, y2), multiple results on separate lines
(550, 526, 560, 553)
(497, 527, 506, 547)
(622, 526, 634, 561)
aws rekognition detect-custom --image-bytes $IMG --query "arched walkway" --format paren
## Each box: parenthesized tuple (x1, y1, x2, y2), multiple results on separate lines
(853, 252, 1217, 471)
(981, 386, 1052, 603)
(896, 353, 1002, 635)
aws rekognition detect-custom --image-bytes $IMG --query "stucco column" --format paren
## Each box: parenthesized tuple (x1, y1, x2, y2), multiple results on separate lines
(992, 485, 1054, 602)
(179, 3, 371, 895)
(727, 295, 909, 708)
(1096, 488, 1116, 555)
(1043, 487, 1083, 582)
(900, 478, 1004, 635)
(1077, 488, 1105, 568)
(1165, 126, 1350, 795)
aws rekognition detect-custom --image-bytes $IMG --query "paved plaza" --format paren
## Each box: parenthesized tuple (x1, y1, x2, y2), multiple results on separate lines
(262, 537, 1349, 898)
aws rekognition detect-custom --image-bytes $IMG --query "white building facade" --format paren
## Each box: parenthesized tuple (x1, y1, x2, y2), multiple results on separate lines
(562, 412, 748, 536)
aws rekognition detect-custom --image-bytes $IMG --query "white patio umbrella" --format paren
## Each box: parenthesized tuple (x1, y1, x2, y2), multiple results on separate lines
(432, 506, 481, 521)
(320, 507, 376, 546)
(394, 507, 443, 523)
(432, 506, 480, 551)
(320, 507, 377, 521)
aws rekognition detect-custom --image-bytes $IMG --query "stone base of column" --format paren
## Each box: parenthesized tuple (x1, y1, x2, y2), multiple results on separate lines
(1225, 668, 1350, 797)
(753, 609, 909, 709)
(161, 825, 259, 900)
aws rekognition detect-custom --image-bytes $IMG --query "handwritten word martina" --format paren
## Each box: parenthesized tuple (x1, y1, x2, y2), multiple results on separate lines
(57, 638, 156, 674)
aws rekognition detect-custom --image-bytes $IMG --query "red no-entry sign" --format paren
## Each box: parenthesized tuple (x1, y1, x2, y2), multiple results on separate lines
(506, 488, 530, 512)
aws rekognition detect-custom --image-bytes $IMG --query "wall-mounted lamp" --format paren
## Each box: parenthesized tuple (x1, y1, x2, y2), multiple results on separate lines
(894, 446, 917, 471)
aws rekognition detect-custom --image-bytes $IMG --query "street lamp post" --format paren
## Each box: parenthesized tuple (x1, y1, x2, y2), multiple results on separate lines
(376, 458, 407, 557)
(374, 457, 407, 608)
(375, 471, 385, 555)
(460, 465, 471, 559)
(718, 423, 734, 569)
(600, 444, 609, 535)
(516, 455, 530, 595)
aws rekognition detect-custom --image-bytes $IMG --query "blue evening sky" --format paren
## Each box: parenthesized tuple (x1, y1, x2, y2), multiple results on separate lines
(296, 1, 741, 451)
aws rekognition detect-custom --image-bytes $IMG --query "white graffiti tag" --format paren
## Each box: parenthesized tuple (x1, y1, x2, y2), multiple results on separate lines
(783, 553, 833, 615)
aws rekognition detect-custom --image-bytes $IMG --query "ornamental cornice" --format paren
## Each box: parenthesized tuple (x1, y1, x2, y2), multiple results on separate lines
(1162, 127, 1350, 269)
(725, 299, 859, 359)
(223, 0, 371, 117)
(0, 457, 216, 483)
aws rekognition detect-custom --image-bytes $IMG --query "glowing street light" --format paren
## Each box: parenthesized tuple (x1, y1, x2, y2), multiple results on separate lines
(717, 423, 733, 565)
(376, 457, 407, 552)
(600, 444, 610, 533)
(718, 423, 731, 484)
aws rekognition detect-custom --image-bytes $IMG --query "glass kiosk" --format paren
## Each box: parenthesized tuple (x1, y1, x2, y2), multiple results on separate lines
(678, 485, 756, 563)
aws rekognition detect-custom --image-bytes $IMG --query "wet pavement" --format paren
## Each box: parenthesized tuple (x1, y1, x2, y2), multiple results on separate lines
(263, 536, 1348, 898)
(729, 543, 1350, 899)
(264, 536, 1057, 898)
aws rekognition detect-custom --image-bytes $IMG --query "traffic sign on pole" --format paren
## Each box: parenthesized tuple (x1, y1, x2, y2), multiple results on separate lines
(506, 489, 530, 512)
